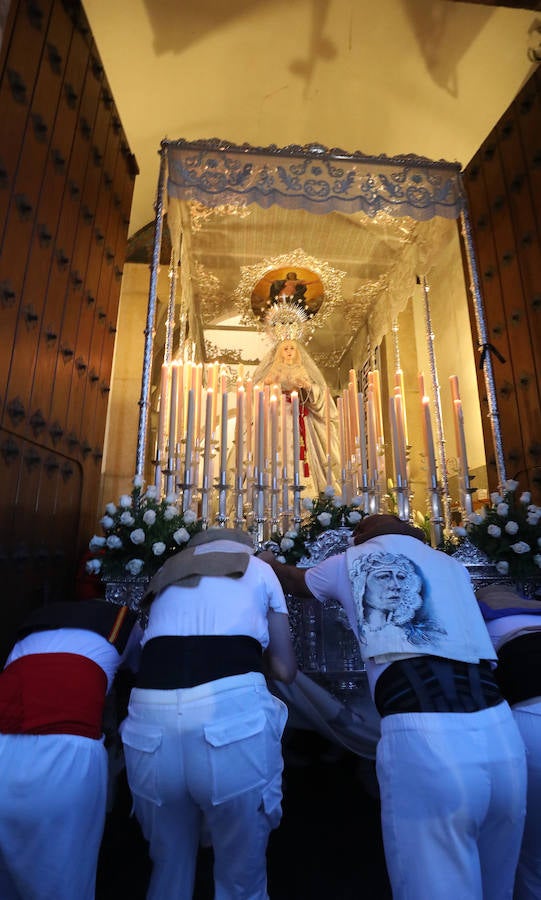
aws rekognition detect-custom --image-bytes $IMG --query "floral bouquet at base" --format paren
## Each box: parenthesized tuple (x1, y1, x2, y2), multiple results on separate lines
(86, 475, 203, 580)
(465, 480, 541, 581)
(270, 487, 365, 565)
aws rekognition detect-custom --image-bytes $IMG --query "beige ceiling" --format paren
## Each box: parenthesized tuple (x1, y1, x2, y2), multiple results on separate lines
(82, 1, 540, 379)
(83, 0, 538, 238)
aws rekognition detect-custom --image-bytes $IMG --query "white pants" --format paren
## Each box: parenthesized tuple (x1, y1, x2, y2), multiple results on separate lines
(513, 702, 541, 900)
(120, 672, 288, 900)
(0, 733, 107, 900)
(376, 702, 527, 900)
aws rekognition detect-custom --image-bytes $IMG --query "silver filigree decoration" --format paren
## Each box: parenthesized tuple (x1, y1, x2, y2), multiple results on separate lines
(189, 200, 251, 231)
(191, 261, 223, 325)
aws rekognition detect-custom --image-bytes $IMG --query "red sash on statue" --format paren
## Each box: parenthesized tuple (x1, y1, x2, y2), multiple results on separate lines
(286, 392, 310, 477)
(0, 653, 107, 739)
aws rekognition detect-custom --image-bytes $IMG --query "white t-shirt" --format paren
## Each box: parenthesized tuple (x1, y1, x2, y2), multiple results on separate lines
(143, 548, 288, 651)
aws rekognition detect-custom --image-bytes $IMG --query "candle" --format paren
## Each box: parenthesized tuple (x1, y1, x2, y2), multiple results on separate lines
(176, 361, 184, 440)
(156, 363, 170, 459)
(281, 393, 288, 477)
(245, 376, 253, 457)
(357, 392, 368, 478)
(389, 396, 403, 486)
(371, 369, 384, 444)
(184, 388, 195, 475)
(194, 363, 203, 440)
(418, 371, 426, 400)
(394, 369, 408, 446)
(394, 389, 407, 483)
(421, 396, 437, 487)
(257, 389, 265, 475)
(367, 388, 378, 482)
(220, 389, 228, 477)
(168, 362, 179, 463)
(270, 392, 278, 485)
(453, 398, 470, 481)
(349, 380, 359, 453)
(202, 388, 213, 485)
(291, 391, 300, 483)
(236, 385, 245, 481)
(337, 396, 346, 472)
(449, 374, 460, 404)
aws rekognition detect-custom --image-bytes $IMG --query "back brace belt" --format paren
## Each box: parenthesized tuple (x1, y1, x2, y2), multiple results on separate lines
(375, 655, 502, 717)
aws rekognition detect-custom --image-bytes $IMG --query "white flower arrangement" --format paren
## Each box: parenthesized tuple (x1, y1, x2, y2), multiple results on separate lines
(270, 492, 368, 565)
(86, 476, 203, 579)
(466, 480, 541, 581)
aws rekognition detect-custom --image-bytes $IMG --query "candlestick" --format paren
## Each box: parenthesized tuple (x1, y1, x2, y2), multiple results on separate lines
(389, 396, 403, 486)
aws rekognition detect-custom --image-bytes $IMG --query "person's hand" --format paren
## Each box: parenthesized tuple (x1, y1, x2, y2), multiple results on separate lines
(256, 549, 278, 566)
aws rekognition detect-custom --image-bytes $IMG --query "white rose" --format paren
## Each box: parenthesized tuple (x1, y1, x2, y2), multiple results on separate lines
(105, 502, 117, 516)
(347, 511, 362, 524)
(317, 512, 332, 527)
(496, 503, 509, 517)
(119, 494, 132, 508)
(504, 521, 519, 535)
(504, 479, 519, 492)
(332, 497, 343, 508)
(183, 509, 197, 525)
(527, 513, 540, 526)
(125, 558, 144, 576)
(490, 492, 502, 505)
(100, 515, 114, 530)
(302, 498, 314, 510)
(145, 486, 158, 500)
(173, 527, 190, 545)
(130, 528, 146, 545)
(467, 513, 483, 525)
(323, 486, 335, 498)
(106, 535, 122, 549)
(152, 541, 166, 556)
(453, 526, 467, 537)
(280, 537, 295, 551)
(277, 555, 286, 564)
(164, 506, 177, 521)
(285, 530, 298, 539)
(85, 558, 102, 574)
(165, 492, 178, 504)
(534, 554, 541, 568)
(487, 524, 501, 537)
(120, 512, 135, 526)
(133, 474, 143, 488)
(496, 560, 509, 575)
(510, 541, 530, 554)
(520, 492, 531, 505)
(143, 509, 156, 526)
(89, 535, 106, 551)
(351, 496, 363, 507)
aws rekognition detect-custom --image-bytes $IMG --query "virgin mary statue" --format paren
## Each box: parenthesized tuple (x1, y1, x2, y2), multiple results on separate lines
(253, 339, 341, 497)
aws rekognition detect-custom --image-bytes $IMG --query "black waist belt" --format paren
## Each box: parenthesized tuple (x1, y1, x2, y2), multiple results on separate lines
(496, 632, 541, 705)
(136, 635, 264, 689)
(375, 656, 502, 717)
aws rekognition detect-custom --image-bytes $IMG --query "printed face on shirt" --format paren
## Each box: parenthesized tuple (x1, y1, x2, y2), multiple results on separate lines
(364, 567, 408, 615)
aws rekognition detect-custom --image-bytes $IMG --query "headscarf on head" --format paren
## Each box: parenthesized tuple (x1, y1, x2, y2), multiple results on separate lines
(143, 529, 255, 605)
(475, 583, 541, 621)
(352, 514, 427, 546)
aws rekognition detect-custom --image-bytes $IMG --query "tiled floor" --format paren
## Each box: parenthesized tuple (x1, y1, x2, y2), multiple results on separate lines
(96, 728, 392, 899)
